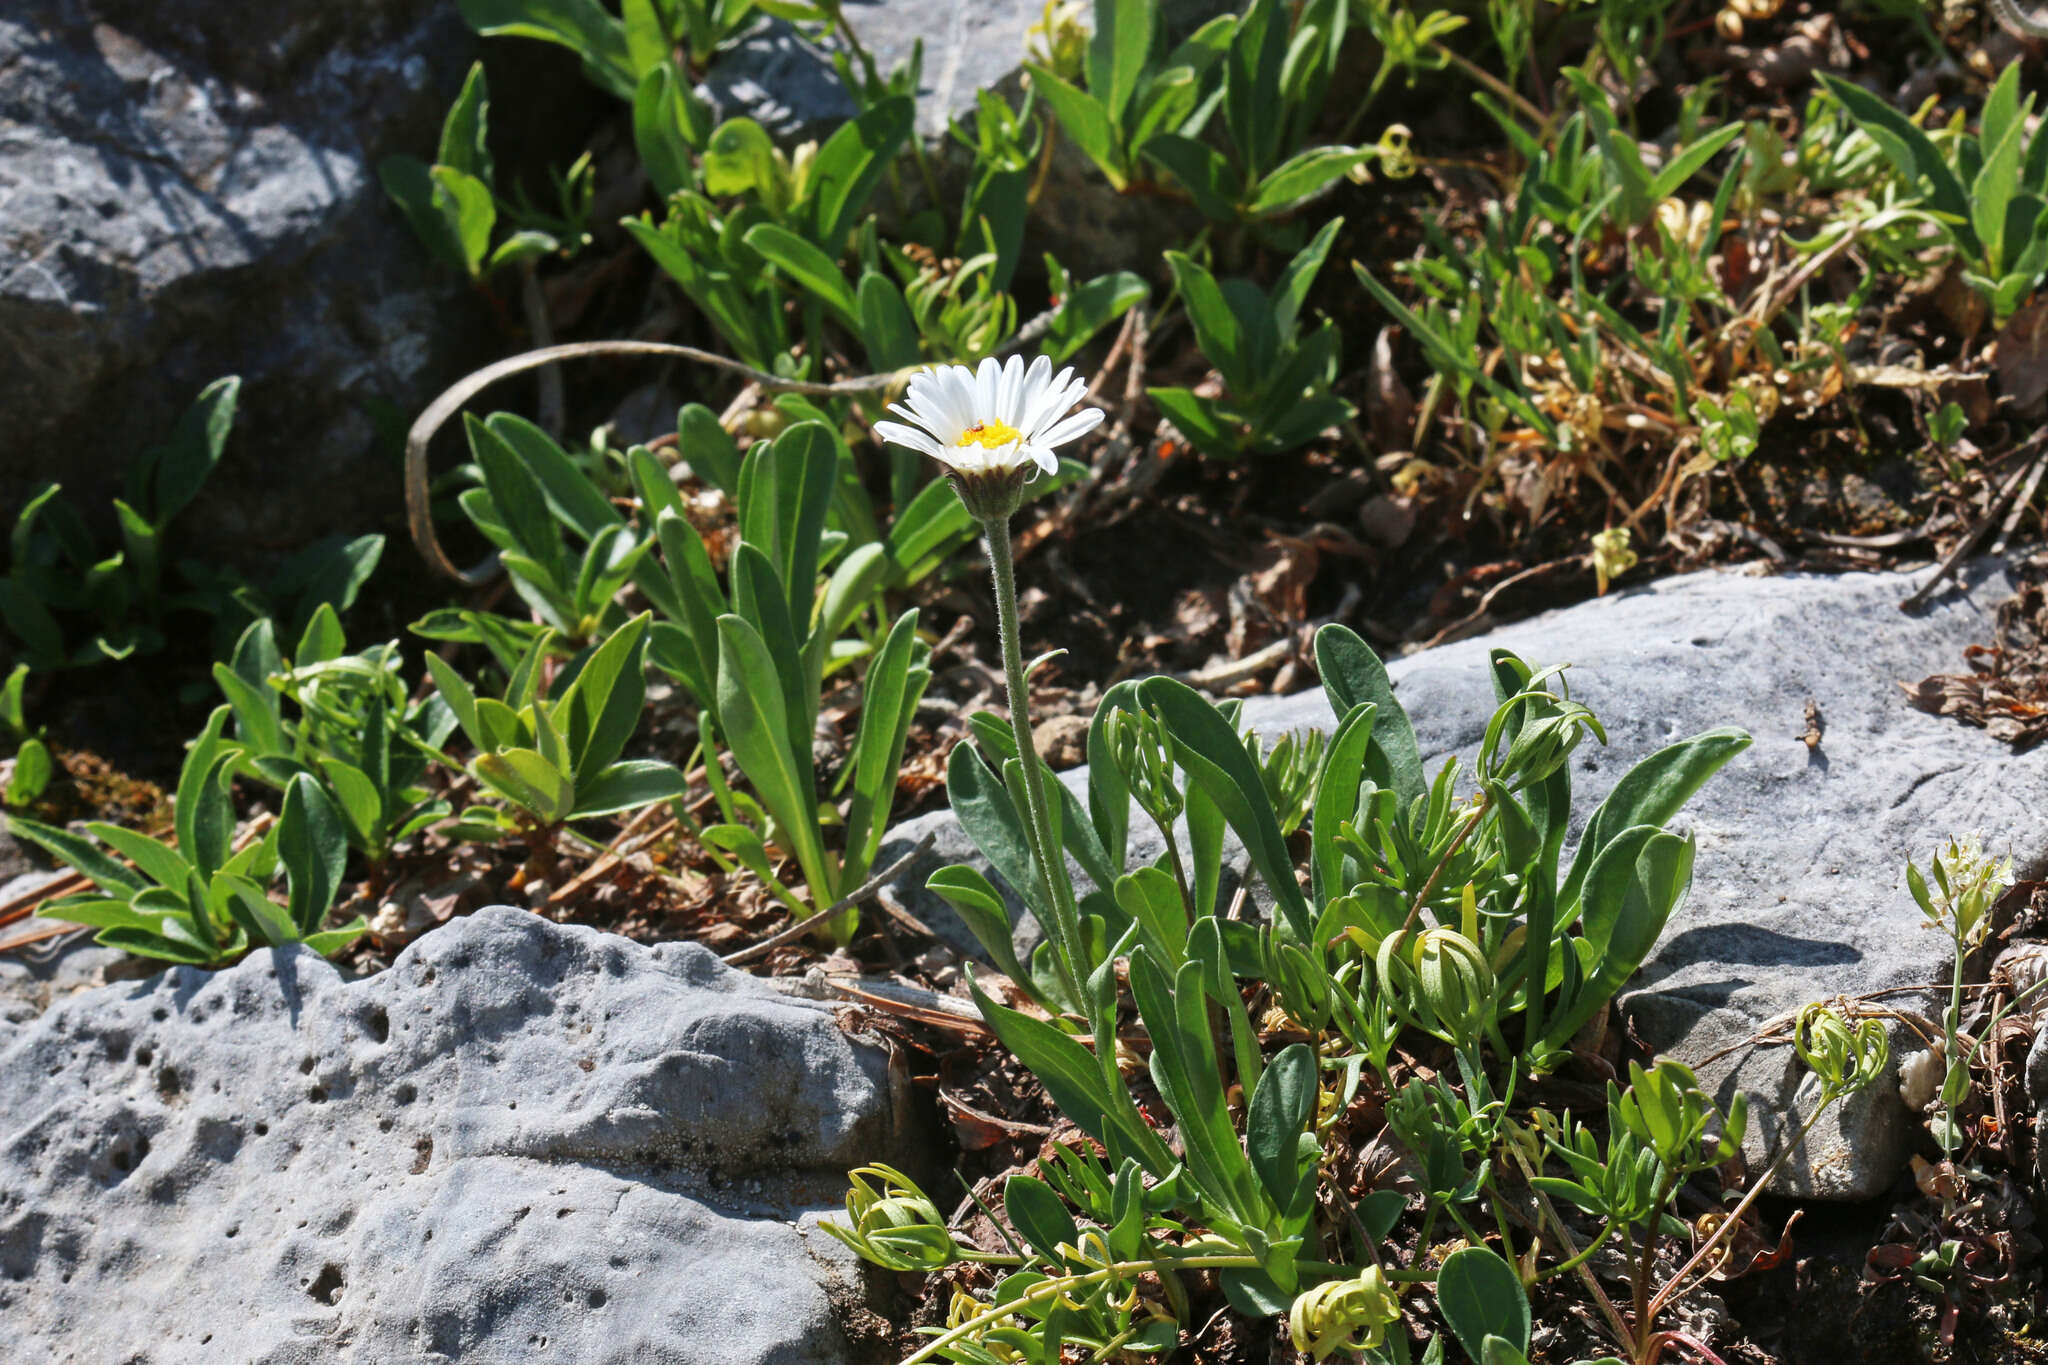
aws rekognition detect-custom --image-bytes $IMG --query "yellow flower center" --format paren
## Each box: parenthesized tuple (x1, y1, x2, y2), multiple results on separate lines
(954, 419, 1022, 450)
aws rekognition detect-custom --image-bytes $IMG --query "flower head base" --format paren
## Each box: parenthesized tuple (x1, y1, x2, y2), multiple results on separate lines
(1288, 1266, 1401, 1360)
(873, 355, 1104, 521)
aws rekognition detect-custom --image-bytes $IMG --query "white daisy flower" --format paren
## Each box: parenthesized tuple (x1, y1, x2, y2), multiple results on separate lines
(873, 355, 1104, 481)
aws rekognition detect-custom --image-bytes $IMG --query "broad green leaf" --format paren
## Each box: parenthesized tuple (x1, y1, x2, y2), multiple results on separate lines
(1029, 67, 1124, 188)
(6, 816, 146, 897)
(1144, 134, 1244, 224)
(1245, 1042, 1316, 1216)
(84, 822, 192, 892)
(1003, 1175, 1078, 1264)
(467, 414, 568, 586)
(572, 759, 689, 817)
(1249, 145, 1367, 217)
(744, 222, 860, 327)
(1559, 727, 1748, 912)
(1314, 625, 1422, 806)
(556, 613, 651, 785)
(280, 773, 349, 937)
(1043, 271, 1148, 365)
(927, 864, 1034, 989)
(177, 708, 235, 879)
(1087, 0, 1156, 129)
(438, 62, 494, 183)
(146, 376, 239, 527)
(1437, 1247, 1530, 1361)
(475, 747, 574, 824)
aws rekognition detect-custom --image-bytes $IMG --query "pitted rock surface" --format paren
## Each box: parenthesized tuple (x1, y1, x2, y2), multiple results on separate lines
(0, 907, 909, 1363)
(0, 0, 487, 550)
(882, 561, 2048, 1200)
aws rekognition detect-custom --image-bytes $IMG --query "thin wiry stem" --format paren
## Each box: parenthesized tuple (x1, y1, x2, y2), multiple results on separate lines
(982, 512, 1088, 1008)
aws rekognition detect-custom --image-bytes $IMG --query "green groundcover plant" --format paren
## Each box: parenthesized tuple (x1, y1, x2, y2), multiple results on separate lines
(829, 354, 1893, 1365)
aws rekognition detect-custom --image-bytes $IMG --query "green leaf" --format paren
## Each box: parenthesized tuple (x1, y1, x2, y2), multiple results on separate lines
(856, 270, 922, 371)
(176, 708, 235, 879)
(555, 613, 651, 786)
(1309, 702, 1376, 906)
(1163, 251, 1250, 392)
(1248, 145, 1368, 217)
(1314, 625, 1423, 806)
(715, 615, 827, 889)
(431, 166, 496, 276)
(475, 747, 575, 825)
(1044, 271, 1148, 365)
(842, 609, 927, 879)
(455, 0, 636, 99)
(571, 759, 689, 818)
(438, 62, 494, 182)
(1029, 67, 1124, 188)
(1128, 947, 1255, 1221)
(1144, 133, 1244, 224)
(1644, 122, 1744, 204)
(301, 918, 371, 957)
(1245, 1043, 1316, 1213)
(467, 414, 569, 587)
(1559, 727, 1749, 913)
(316, 759, 384, 850)
(84, 822, 193, 892)
(1087, 0, 1156, 129)
(744, 222, 860, 327)
(799, 95, 914, 249)
(1817, 73, 1976, 254)
(1114, 866, 1190, 972)
(489, 413, 623, 539)
(620, 0, 670, 77)
(968, 971, 1176, 1176)
(1437, 1247, 1530, 1361)
(280, 773, 349, 938)
(145, 376, 239, 527)
(1135, 677, 1312, 941)
(5, 816, 146, 897)
(1003, 1175, 1079, 1264)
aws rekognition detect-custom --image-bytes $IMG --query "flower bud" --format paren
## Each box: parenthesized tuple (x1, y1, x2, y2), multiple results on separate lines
(825, 1164, 964, 1272)
(1289, 1266, 1402, 1360)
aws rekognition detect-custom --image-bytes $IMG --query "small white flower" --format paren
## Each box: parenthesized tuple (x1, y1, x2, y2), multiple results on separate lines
(873, 354, 1104, 479)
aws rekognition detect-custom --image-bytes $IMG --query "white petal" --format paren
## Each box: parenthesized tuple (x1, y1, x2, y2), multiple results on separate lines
(997, 353, 1027, 427)
(872, 421, 944, 456)
(1016, 355, 1052, 426)
(1021, 444, 1060, 477)
(1036, 407, 1104, 449)
(974, 356, 1003, 418)
(942, 366, 981, 436)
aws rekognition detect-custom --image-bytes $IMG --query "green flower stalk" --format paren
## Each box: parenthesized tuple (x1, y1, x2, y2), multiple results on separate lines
(874, 356, 1106, 1007)
(1908, 835, 2015, 1155)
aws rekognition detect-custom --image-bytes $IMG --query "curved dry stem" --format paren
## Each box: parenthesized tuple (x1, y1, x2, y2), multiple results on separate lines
(404, 340, 902, 585)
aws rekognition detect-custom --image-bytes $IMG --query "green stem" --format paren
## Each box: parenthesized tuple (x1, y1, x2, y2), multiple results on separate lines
(1644, 1098, 1836, 1324)
(982, 513, 1088, 1008)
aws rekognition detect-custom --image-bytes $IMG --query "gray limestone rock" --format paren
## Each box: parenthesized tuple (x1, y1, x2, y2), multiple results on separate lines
(880, 561, 2048, 1200)
(0, 906, 913, 1364)
(0, 0, 489, 551)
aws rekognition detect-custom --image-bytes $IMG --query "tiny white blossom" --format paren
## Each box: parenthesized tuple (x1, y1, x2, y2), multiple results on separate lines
(873, 354, 1104, 479)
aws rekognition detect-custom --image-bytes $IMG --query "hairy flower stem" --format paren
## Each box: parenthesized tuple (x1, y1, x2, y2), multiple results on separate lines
(981, 513, 1088, 1008)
